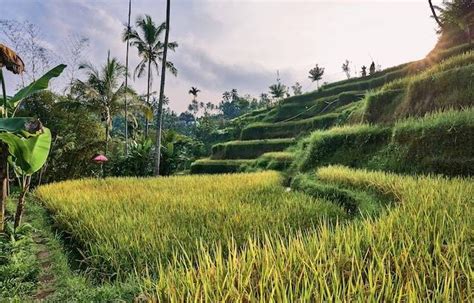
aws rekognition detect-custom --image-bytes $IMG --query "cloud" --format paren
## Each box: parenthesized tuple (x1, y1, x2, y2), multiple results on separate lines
(1, 0, 440, 113)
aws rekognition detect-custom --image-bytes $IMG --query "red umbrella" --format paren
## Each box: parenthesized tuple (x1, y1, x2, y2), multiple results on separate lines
(92, 154, 108, 164)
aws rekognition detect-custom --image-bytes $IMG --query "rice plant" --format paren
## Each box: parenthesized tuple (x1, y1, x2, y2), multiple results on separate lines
(35, 172, 346, 279)
(142, 166, 473, 301)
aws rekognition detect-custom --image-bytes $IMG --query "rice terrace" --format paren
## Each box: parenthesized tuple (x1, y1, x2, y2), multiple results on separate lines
(0, 0, 472, 302)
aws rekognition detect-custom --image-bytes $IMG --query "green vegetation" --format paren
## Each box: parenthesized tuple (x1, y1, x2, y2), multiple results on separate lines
(190, 159, 254, 174)
(210, 138, 296, 160)
(138, 166, 473, 301)
(241, 113, 340, 140)
(296, 109, 474, 176)
(36, 172, 347, 279)
(253, 151, 295, 171)
(364, 51, 474, 123)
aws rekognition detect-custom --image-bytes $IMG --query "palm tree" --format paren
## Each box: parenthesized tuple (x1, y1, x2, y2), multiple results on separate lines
(124, 14, 178, 138)
(269, 82, 287, 100)
(155, 0, 172, 176)
(269, 71, 287, 101)
(188, 86, 200, 100)
(71, 52, 130, 156)
(309, 64, 325, 89)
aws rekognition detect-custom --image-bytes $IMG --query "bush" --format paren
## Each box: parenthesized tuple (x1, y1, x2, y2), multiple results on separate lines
(210, 138, 296, 160)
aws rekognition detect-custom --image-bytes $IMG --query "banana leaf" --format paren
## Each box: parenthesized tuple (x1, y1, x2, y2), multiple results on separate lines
(0, 127, 52, 175)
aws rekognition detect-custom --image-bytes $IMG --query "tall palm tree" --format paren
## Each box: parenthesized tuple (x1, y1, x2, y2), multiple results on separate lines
(71, 52, 130, 155)
(155, 0, 172, 176)
(124, 14, 178, 138)
(123, 0, 132, 155)
(188, 86, 200, 100)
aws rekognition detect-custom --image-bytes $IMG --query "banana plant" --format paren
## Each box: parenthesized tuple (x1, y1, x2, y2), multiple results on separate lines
(0, 43, 66, 231)
(0, 124, 52, 228)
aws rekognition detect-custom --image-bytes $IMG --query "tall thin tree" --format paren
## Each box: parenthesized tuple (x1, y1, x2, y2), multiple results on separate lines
(155, 0, 171, 176)
(428, 0, 443, 28)
(124, 15, 177, 138)
(124, 0, 132, 155)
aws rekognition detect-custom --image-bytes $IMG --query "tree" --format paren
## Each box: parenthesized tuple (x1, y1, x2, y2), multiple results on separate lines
(123, 0, 132, 156)
(428, 0, 443, 28)
(188, 86, 200, 100)
(0, 20, 55, 83)
(124, 14, 178, 138)
(291, 82, 303, 96)
(269, 71, 287, 101)
(154, 0, 172, 176)
(342, 59, 351, 79)
(308, 64, 325, 88)
(369, 61, 376, 75)
(61, 34, 89, 87)
(71, 52, 129, 156)
(269, 82, 287, 100)
(259, 93, 271, 107)
(361, 65, 367, 77)
(436, 0, 473, 45)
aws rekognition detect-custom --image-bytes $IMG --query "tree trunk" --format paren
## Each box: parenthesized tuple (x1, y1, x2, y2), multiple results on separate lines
(0, 145, 8, 232)
(145, 58, 152, 138)
(154, 0, 171, 176)
(14, 176, 31, 229)
(428, 0, 443, 28)
(105, 107, 111, 156)
(124, 0, 132, 156)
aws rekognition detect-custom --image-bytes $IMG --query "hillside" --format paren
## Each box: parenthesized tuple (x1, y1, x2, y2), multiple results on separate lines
(191, 43, 474, 176)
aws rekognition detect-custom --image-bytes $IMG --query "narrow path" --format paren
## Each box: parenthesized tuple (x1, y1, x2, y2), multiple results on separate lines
(32, 233, 56, 301)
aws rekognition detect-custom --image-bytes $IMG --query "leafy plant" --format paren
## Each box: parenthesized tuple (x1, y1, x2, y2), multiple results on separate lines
(0, 43, 65, 230)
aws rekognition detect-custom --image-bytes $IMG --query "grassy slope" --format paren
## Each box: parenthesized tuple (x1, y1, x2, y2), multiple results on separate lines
(295, 108, 474, 176)
(192, 45, 473, 174)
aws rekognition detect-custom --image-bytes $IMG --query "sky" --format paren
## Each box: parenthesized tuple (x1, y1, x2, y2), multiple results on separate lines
(1, 0, 443, 113)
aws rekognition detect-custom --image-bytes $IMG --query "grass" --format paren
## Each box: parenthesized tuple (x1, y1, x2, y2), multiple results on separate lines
(373, 108, 474, 175)
(35, 172, 347, 280)
(211, 138, 296, 159)
(190, 159, 254, 174)
(295, 108, 474, 176)
(141, 166, 473, 301)
(252, 151, 295, 171)
(295, 124, 392, 172)
(363, 51, 474, 123)
(241, 113, 340, 140)
(234, 44, 472, 129)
